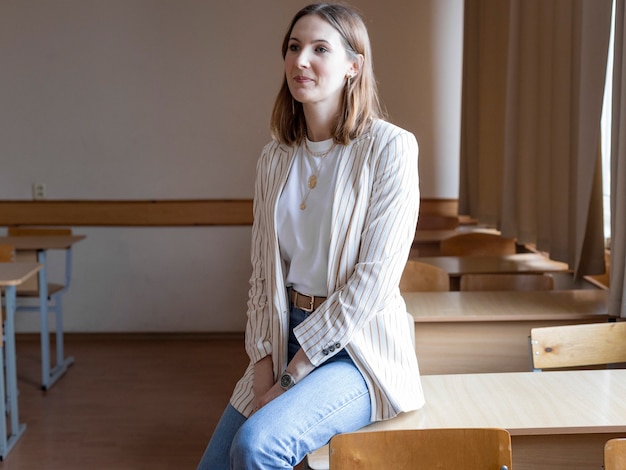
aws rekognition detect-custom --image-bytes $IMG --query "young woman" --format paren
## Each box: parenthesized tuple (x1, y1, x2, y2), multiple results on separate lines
(197, 3, 424, 469)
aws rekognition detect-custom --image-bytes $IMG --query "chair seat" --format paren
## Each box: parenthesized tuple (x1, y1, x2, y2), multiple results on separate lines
(17, 283, 65, 298)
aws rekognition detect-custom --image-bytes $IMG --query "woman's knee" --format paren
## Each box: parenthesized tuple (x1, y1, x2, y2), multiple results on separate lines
(230, 420, 257, 462)
(230, 417, 295, 469)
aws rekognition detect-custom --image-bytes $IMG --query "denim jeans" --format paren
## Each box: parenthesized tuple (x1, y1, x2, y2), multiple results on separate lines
(197, 305, 372, 469)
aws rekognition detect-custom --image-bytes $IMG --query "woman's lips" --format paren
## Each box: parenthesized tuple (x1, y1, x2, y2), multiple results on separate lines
(294, 76, 313, 84)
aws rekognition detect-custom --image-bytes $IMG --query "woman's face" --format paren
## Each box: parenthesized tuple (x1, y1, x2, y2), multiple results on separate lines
(285, 14, 358, 115)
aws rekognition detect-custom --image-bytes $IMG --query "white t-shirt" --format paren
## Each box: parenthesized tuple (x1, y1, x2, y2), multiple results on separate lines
(277, 137, 342, 296)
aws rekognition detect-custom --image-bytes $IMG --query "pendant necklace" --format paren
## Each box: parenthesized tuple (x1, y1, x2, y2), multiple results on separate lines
(299, 138, 336, 210)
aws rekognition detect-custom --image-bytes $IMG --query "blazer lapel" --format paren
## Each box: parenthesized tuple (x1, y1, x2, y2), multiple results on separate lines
(328, 134, 373, 290)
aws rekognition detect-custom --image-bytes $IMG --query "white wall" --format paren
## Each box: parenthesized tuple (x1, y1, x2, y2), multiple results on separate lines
(0, 0, 463, 332)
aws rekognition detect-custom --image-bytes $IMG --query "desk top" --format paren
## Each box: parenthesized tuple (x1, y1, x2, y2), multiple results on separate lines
(414, 228, 500, 244)
(416, 253, 569, 277)
(403, 290, 608, 322)
(0, 235, 85, 250)
(307, 369, 626, 469)
(0, 262, 41, 286)
(367, 369, 626, 436)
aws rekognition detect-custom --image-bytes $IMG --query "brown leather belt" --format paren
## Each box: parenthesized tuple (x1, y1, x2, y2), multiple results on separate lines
(290, 288, 326, 313)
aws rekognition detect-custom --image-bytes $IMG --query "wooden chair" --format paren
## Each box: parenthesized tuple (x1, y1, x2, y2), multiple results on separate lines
(329, 428, 512, 470)
(605, 438, 626, 470)
(529, 321, 626, 372)
(460, 273, 554, 291)
(400, 260, 450, 292)
(440, 232, 516, 256)
(416, 214, 460, 230)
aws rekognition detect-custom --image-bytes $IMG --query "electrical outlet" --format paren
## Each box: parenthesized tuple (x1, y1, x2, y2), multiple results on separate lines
(32, 183, 46, 200)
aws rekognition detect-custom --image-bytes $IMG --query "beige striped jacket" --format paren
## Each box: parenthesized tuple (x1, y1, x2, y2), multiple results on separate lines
(230, 119, 425, 422)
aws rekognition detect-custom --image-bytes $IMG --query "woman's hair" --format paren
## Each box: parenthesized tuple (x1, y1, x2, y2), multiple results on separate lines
(270, 3, 384, 145)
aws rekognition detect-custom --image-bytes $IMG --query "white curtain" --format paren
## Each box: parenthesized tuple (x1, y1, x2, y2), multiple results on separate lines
(610, 0, 626, 318)
(460, 0, 612, 277)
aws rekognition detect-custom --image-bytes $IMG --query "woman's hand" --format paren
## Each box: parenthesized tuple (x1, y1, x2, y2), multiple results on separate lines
(252, 356, 274, 411)
(254, 349, 315, 411)
(256, 381, 286, 408)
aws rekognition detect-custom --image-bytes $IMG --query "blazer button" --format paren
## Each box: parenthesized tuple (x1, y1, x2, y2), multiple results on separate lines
(322, 348, 329, 355)
(329, 345, 335, 352)
(335, 342, 341, 349)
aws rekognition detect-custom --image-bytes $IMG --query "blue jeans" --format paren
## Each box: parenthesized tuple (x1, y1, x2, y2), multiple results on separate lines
(197, 305, 372, 469)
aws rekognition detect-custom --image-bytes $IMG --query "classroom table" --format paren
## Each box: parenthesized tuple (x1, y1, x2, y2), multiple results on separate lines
(0, 235, 85, 389)
(403, 290, 609, 374)
(306, 369, 626, 470)
(0, 262, 41, 459)
(414, 253, 570, 289)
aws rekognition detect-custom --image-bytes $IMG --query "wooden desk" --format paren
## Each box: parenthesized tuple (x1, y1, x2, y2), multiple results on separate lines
(307, 369, 626, 470)
(0, 235, 85, 389)
(415, 253, 570, 289)
(0, 262, 41, 459)
(0, 235, 85, 252)
(403, 290, 609, 374)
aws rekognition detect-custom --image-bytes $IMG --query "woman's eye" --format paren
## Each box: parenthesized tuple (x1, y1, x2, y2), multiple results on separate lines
(288, 44, 299, 52)
(316, 46, 329, 53)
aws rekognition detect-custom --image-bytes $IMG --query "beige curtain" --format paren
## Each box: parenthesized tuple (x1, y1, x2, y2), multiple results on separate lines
(610, 0, 626, 318)
(460, 0, 612, 276)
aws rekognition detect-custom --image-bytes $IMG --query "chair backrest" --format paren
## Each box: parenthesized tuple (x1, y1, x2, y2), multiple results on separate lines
(460, 273, 554, 291)
(605, 438, 626, 470)
(0, 244, 16, 262)
(329, 428, 512, 470)
(416, 214, 460, 231)
(440, 232, 516, 256)
(400, 260, 450, 292)
(530, 321, 626, 371)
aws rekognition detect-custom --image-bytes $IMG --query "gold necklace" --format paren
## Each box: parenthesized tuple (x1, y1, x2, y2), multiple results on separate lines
(304, 138, 336, 157)
(299, 140, 336, 210)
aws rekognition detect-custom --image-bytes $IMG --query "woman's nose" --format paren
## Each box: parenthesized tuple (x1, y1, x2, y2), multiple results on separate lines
(295, 50, 310, 68)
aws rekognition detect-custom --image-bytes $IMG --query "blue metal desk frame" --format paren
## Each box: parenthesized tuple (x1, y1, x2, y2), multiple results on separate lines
(17, 247, 76, 390)
(0, 262, 40, 459)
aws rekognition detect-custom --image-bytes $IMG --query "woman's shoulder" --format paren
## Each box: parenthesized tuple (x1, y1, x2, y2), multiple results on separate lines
(368, 119, 416, 140)
(261, 139, 284, 154)
(255, 139, 296, 174)
(259, 139, 293, 160)
(364, 119, 418, 153)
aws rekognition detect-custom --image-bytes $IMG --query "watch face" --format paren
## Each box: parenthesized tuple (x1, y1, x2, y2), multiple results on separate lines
(280, 373, 295, 390)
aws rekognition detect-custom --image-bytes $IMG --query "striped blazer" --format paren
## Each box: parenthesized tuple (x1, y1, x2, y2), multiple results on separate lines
(230, 119, 425, 422)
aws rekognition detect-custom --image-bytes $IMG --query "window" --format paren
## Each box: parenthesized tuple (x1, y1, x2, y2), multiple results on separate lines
(600, 0, 616, 248)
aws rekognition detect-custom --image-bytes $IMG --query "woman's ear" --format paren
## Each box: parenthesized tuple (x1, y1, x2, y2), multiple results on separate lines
(349, 54, 364, 79)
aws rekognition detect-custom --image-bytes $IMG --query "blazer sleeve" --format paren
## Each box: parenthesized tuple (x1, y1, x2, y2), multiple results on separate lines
(244, 146, 274, 365)
(294, 126, 420, 366)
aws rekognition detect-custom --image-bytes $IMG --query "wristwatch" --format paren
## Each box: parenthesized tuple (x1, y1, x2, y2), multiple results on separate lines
(280, 372, 296, 391)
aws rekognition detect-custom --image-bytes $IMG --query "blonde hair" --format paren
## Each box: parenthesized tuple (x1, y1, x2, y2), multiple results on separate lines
(270, 3, 384, 146)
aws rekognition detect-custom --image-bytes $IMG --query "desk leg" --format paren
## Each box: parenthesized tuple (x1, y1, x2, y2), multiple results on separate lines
(37, 250, 51, 390)
(48, 293, 74, 389)
(0, 295, 7, 458)
(1, 286, 27, 460)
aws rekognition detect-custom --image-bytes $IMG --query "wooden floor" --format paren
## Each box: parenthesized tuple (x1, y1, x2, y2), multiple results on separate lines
(1, 334, 254, 470)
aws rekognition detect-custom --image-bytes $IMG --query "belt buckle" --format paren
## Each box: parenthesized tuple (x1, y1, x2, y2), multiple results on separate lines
(297, 291, 315, 313)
